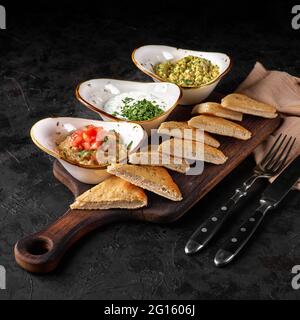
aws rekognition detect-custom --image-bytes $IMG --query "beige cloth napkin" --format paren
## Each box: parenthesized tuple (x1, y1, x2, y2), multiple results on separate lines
(236, 62, 300, 190)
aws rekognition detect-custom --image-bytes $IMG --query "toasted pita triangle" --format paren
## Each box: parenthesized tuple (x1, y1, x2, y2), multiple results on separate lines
(129, 150, 190, 174)
(221, 93, 277, 118)
(157, 121, 220, 148)
(188, 115, 252, 140)
(70, 176, 147, 210)
(158, 138, 228, 164)
(107, 164, 182, 201)
(192, 102, 243, 121)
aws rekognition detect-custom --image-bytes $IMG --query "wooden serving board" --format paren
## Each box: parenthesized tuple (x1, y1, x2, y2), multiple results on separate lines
(14, 103, 281, 273)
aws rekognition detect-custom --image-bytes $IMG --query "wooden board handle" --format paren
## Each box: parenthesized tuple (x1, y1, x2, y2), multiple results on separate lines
(14, 209, 129, 273)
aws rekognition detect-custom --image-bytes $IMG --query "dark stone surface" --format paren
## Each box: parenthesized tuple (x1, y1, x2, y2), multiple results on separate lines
(0, 1, 300, 299)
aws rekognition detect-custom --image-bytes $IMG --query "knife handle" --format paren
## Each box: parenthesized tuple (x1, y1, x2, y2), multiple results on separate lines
(185, 174, 262, 255)
(214, 201, 272, 267)
(185, 199, 236, 255)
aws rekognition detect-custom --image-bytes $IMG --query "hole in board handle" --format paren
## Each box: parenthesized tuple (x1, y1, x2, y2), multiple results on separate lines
(26, 237, 53, 256)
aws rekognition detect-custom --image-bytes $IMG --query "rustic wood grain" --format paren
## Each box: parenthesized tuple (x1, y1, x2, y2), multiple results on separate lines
(14, 104, 281, 273)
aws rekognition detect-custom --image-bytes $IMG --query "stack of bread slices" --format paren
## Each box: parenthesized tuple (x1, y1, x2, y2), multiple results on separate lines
(157, 93, 277, 169)
(70, 93, 277, 210)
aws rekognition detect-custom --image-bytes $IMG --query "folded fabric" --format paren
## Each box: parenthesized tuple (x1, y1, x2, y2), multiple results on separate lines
(237, 62, 300, 116)
(237, 62, 300, 190)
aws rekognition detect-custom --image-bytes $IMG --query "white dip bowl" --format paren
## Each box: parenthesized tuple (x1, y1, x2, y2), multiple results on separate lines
(132, 45, 231, 105)
(30, 117, 146, 184)
(76, 79, 182, 134)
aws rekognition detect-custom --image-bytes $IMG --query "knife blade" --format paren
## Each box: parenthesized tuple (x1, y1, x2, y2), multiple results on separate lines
(214, 154, 300, 267)
(260, 155, 300, 206)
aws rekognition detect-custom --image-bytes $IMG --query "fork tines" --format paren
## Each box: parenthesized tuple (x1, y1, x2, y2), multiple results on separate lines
(260, 134, 296, 174)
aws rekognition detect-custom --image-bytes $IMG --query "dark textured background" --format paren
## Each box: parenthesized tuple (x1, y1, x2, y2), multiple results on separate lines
(1, 0, 300, 300)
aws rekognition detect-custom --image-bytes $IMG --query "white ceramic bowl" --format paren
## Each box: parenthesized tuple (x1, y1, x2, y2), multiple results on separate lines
(30, 117, 146, 184)
(132, 45, 232, 105)
(76, 79, 182, 134)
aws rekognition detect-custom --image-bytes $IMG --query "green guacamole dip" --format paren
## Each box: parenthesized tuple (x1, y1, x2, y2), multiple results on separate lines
(153, 55, 220, 88)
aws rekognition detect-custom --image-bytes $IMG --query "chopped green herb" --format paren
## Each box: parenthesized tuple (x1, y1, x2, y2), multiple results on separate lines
(119, 98, 164, 121)
(103, 136, 109, 143)
(183, 79, 193, 85)
(77, 150, 93, 158)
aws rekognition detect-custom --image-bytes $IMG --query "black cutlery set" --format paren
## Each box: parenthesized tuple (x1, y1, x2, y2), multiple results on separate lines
(185, 134, 298, 266)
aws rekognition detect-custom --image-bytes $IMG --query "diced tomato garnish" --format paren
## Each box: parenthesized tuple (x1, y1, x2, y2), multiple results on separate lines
(82, 141, 91, 150)
(70, 125, 103, 151)
(72, 129, 83, 136)
(72, 135, 83, 147)
(86, 125, 97, 136)
(82, 132, 90, 142)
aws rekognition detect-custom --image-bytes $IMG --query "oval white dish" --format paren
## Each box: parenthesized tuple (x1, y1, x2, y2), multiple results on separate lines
(76, 79, 182, 134)
(30, 117, 146, 184)
(132, 45, 232, 105)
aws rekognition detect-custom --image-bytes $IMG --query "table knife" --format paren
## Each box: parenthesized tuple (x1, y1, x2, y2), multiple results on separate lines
(184, 175, 265, 255)
(214, 155, 300, 267)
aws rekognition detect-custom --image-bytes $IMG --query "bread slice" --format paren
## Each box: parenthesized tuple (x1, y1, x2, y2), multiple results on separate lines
(157, 121, 220, 148)
(192, 102, 243, 121)
(221, 93, 277, 118)
(107, 164, 182, 201)
(158, 138, 228, 165)
(129, 150, 190, 174)
(188, 115, 252, 140)
(70, 176, 147, 210)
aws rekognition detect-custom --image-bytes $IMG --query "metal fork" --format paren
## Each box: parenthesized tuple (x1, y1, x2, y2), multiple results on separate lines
(185, 134, 296, 255)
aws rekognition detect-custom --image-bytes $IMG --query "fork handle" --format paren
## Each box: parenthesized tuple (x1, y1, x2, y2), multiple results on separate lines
(185, 174, 261, 255)
(185, 199, 236, 254)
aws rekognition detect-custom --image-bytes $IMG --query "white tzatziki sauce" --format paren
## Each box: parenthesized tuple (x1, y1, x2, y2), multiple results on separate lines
(103, 91, 167, 120)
